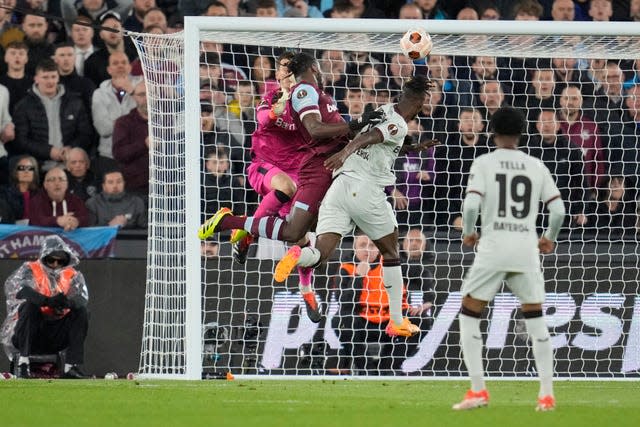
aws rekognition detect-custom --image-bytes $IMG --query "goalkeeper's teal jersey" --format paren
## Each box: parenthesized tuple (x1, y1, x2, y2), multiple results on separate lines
(338, 103, 407, 187)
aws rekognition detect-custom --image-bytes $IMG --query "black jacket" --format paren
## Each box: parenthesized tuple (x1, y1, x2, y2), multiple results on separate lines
(13, 87, 94, 161)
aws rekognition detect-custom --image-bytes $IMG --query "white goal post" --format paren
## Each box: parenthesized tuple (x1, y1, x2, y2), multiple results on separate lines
(130, 18, 640, 380)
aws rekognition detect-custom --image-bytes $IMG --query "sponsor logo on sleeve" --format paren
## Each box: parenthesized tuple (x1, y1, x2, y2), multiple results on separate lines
(387, 124, 398, 135)
(297, 89, 307, 99)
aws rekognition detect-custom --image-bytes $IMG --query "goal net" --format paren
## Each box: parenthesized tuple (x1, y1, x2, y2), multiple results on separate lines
(131, 18, 640, 380)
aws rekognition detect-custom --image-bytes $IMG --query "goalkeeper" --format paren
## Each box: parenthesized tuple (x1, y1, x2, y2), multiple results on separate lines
(231, 51, 301, 265)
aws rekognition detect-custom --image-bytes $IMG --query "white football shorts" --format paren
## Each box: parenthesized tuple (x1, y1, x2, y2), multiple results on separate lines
(315, 174, 397, 240)
(461, 264, 546, 304)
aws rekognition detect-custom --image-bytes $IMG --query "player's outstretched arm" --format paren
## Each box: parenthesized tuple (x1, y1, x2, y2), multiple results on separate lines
(301, 109, 384, 141)
(324, 128, 383, 170)
(399, 134, 441, 154)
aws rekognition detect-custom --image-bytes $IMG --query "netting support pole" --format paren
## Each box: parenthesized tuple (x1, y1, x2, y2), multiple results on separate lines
(184, 17, 203, 380)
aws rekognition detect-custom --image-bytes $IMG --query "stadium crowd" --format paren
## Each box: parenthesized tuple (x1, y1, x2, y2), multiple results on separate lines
(0, 0, 638, 242)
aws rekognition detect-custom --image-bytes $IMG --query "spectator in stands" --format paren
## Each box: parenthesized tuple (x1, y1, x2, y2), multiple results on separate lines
(340, 86, 365, 121)
(631, 0, 640, 22)
(550, 0, 575, 21)
(621, 85, 640, 182)
(516, 67, 556, 125)
(331, 233, 402, 375)
(0, 41, 31, 115)
(14, 59, 93, 173)
(319, 49, 347, 101)
(53, 42, 97, 114)
(413, 0, 447, 19)
(123, 0, 156, 32)
(112, 80, 149, 199)
(0, 2, 21, 49)
(343, 0, 385, 19)
(588, 176, 638, 237)
(397, 2, 422, 19)
(387, 53, 414, 93)
(201, 145, 243, 219)
(29, 166, 89, 229)
(456, 6, 479, 20)
(480, 3, 501, 20)
(527, 109, 590, 227)
(469, 56, 499, 97)
(1, 235, 89, 379)
(92, 51, 141, 175)
(0, 81, 14, 183)
(325, 1, 356, 18)
(278, 0, 324, 18)
(70, 16, 96, 78)
(249, 54, 276, 98)
(512, 0, 544, 20)
(400, 227, 435, 332)
(64, 147, 99, 201)
(61, 0, 133, 34)
(387, 118, 433, 229)
(21, 14, 54, 77)
(427, 54, 472, 112)
(0, 155, 40, 222)
(433, 107, 489, 229)
(83, 11, 138, 87)
(256, 0, 278, 16)
(142, 7, 168, 32)
(477, 80, 508, 124)
(589, 0, 612, 21)
(558, 85, 605, 189)
(358, 63, 382, 93)
(202, 0, 228, 16)
(86, 168, 147, 228)
(418, 82, 447, 136)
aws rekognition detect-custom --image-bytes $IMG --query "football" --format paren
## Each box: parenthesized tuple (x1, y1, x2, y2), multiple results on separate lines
(400, 28, 433, 60)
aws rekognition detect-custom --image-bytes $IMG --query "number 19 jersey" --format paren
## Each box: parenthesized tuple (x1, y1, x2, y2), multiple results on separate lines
(466, 148, 561, 272)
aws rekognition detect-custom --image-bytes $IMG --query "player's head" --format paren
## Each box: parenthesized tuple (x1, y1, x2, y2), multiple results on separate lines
(489, 107, 526, 148)
(398, 75, 432, 119)
(289, 51, 321, 87)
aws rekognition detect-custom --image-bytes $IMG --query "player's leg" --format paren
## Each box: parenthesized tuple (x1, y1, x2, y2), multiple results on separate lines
(233, 163, 297, 263)
(453, 267, 504, 410)
(507, 272, 555, 411)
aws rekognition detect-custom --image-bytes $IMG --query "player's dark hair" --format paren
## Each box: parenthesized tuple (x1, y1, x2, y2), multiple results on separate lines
(489, 107, 526, 136)
(402, 75, 432, 100)
(288, 52, 316, 77)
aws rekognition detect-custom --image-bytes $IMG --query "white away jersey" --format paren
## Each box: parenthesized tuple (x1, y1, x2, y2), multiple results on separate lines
(466, 148, 561, 272)
(338, 103, 407, 187)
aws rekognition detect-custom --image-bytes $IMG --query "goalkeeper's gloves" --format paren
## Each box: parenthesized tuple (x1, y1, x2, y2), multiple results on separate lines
(270, 89, 289, 118)
(348, 109, 385, 132)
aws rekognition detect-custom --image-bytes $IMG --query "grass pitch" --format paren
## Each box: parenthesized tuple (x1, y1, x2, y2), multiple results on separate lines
(1, 379, 638, 427)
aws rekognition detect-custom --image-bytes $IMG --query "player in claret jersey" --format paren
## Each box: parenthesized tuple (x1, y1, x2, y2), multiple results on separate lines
(199, 51, 383, 322)
(452, 107, 565, 412)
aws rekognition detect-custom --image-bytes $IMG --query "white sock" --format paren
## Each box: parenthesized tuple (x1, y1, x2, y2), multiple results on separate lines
(19, 356, 29, 365)
(525, 317, 554, 397)
(459, 313, 486, 392)
(297, 247, 321, 267)
(64, 363, 74, 373)
(382, 265, 404, 325)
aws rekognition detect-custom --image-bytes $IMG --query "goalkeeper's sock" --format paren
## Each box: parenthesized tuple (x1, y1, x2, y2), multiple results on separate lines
(19, 356, 29, 365)
(254, 190, 290, 218)
(298, 266, 314, 294)
(459, 311, 486, 392)
(382, 259, 404, 325)
(524, 313, 554, 398)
